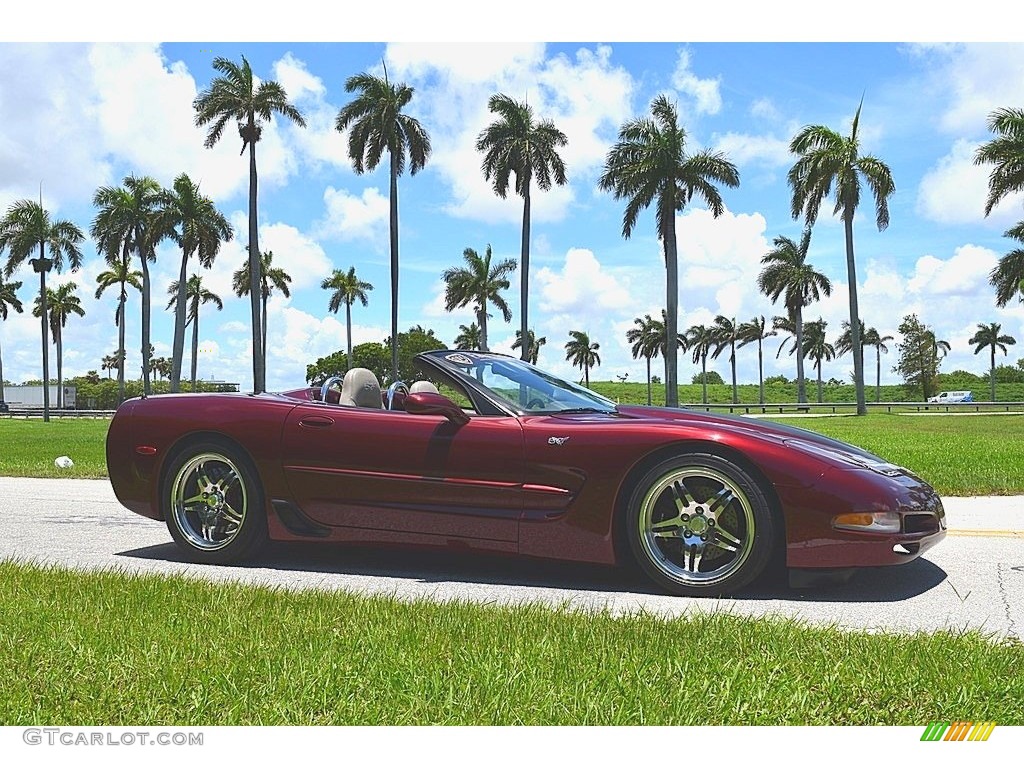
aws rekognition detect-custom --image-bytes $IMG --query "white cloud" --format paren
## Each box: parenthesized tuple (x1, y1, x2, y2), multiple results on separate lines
(916, 138, 1020, 226)
(272, 52, 350, 169)
(907, 244, 997, 297)
(316, 186, 389, 243)
(671, 49, 722, 116)
(385, 43, 634, 225)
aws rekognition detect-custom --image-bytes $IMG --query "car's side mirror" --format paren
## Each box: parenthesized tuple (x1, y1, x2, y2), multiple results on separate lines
(404, 392, 470, 426)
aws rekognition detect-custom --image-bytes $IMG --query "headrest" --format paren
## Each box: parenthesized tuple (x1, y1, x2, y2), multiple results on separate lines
(339, 368, 382, 408)
(409, 380, 440, 395)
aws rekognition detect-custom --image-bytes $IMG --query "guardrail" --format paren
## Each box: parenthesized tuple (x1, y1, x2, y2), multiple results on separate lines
(681, 401, 1024, 415)
(1, 408, 116, 419)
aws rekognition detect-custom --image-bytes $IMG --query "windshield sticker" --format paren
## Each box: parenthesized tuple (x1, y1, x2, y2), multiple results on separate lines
(445, 353, 475, 366)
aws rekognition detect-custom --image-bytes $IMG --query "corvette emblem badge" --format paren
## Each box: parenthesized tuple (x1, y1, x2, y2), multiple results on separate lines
(548, 436, 570, 446)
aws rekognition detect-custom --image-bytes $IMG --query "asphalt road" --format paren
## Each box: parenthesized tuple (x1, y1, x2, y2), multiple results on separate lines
(1, 476, 1021, 640)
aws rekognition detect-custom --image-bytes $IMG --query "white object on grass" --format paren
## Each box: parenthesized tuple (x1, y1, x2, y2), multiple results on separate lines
(54, 456, 74, 469)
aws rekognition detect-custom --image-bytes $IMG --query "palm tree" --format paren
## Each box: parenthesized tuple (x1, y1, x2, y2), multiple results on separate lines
(564, 330, 600, 387)
(969, 322, 1017, 401)
(0, 200, 84, 421)
(194, 55, 305, 394)
(512, 329, 547, 365)
(0, 274, 24, 403)
(150, 356, 172, 381)
(788, 101, 895, 415)
(32, 282, 84, 409)
(599, 95, 739, 408)
(835, 321, 893, 402)
(863, 326, 893, 403)
(794, 318, 834, 403)
(685, 323, 716, 405)
(322, 266, 373, 371)
(92, 175, 167, 396)
(166, 275, 223, 392)
(757, 228, 832, 404)
(442, 244, 516, 352)
(101, 352, 121, 380)
(232, 250, 292, 367)
(336, 68, 431, 380)
(737, 315, 775, 405)
(710, 315, 741, 404)
(454, 322, 482, 351)
(477, 94, 568, 362)
(160, 173, 232, 393)
(627, 314, 663, 406)
(990, 221, 1024, 307)
(974, 107, 1024, 218)
(94, 255, 142, 405)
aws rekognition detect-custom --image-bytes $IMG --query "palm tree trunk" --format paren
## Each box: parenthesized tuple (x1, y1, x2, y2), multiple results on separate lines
(817, 362, 823, 403)
(248, 131, 264, 395)
(38, 250, 50, 423)
(478, 306, 488, 353)
(584, 361, 589, 388)
(991, 347, 996, 401)
(645, 355, 652, 406)
(843, 213, 867, 416)
(875, 347, 882, 402)
(664, 216, 679, 408)
(730, 343, 738, 404)
(191, 306, 199, 391)
(795, 307, 806, 404)
(388, 151, 400, 380)
(138, 238, 152, 396)
(757, 339, 765, 405)
(0, 336, 5, 403)
(262, 291, 268, 374)
(701, 354, 708, 404)
(117, 289, 127, 405)
(55, 327, 63, 410)
(170, 255, 189, 393)
(345, 300, 353, 371)
(519, 182, 531, 362)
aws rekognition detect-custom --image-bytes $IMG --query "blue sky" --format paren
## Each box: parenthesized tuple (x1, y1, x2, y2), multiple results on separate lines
(2, 7, 1023, 392)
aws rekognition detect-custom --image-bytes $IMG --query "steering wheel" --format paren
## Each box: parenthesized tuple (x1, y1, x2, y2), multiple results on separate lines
(526, 398, 546, 410)
(320, 375, 343, 404)
(386, 381, 410, 410)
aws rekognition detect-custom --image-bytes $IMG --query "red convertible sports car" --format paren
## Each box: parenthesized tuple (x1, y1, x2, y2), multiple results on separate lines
(106, 350, 946, 596)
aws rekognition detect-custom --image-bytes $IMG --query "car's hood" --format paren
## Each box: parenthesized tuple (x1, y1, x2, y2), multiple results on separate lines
(614, 404, 886, 462)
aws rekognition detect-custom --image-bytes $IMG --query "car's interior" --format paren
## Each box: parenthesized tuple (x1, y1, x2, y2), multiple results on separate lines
(313, 368, 462, 413)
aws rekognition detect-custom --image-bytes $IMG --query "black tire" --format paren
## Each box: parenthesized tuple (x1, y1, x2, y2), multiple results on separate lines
(625, 453, 776, 597)
(162, 440, 268, 564)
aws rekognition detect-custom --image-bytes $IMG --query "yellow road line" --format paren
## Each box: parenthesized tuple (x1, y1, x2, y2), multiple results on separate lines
(946, 529, 1023, 538)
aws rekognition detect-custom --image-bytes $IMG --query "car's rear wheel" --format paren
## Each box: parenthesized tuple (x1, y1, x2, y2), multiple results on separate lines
(163, 441, 267, 564)
(626, 453, 776, 597)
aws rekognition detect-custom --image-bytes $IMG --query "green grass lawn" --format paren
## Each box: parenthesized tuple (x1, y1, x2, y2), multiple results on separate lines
(1, 408, 1022, 494)
(0, 418, 109, 478)
(762, 413, 1024, 496)
(0, 561, 1019, 725)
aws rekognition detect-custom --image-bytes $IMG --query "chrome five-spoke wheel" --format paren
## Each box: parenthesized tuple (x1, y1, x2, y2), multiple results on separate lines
(163, 442, 267, 564)
(626, 454, 776, 596)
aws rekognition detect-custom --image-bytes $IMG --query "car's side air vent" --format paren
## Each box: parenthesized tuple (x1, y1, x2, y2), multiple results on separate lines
(272, 499, 331, 537)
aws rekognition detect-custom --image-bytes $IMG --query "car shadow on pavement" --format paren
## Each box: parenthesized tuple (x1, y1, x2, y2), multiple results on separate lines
(116, 540, 949, 603)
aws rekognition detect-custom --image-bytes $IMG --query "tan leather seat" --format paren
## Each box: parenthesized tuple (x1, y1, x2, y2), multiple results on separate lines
(338, 368, 383, 408)
(409, 380, 439, 395)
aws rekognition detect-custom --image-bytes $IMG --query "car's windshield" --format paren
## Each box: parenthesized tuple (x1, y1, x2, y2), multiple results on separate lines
(427, 351, 617, 415)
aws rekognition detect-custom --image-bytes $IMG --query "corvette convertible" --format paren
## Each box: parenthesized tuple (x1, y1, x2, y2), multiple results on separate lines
(106, 350, 946, 596)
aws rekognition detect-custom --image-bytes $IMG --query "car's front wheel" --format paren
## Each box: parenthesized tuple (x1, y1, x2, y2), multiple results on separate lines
(626, 453, 777, 597)
(163, 441, 267, 564)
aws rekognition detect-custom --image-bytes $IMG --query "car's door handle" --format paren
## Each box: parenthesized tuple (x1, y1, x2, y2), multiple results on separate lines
(298, 415, 334, 428)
